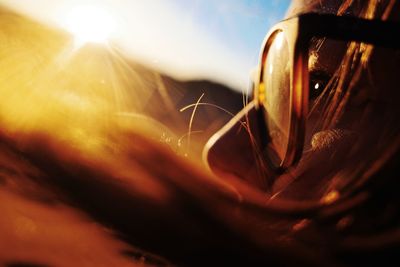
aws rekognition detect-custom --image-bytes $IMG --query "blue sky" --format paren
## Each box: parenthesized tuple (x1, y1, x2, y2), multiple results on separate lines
(1, 0, 291, 91)
(172, 0, 290, 71)
(168, 0, 291, 90)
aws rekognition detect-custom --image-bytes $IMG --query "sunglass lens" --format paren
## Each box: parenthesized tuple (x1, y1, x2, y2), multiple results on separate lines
(261, 31, 291, 165)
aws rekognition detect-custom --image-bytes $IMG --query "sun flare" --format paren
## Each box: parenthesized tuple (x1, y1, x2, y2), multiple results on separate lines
(63, 5, 115, 46)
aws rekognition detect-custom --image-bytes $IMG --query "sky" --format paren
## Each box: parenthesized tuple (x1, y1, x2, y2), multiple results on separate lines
(0, 0, 290, 91)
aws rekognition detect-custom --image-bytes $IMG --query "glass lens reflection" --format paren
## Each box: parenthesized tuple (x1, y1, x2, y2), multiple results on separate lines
(262, 31, 291, 163)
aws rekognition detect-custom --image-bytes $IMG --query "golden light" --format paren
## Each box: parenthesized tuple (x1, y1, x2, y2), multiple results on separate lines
(275, 31, 285, 50)
(62, 5, 115, 46)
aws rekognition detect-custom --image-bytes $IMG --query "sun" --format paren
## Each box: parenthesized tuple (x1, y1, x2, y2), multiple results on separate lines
(62, 5, 115, 46)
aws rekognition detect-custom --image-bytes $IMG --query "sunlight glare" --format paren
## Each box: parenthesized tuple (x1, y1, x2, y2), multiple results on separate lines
(63, 5, 115, 46)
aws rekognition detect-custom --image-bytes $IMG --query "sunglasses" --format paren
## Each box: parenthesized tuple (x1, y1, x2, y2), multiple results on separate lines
(249, 13, 400, 171)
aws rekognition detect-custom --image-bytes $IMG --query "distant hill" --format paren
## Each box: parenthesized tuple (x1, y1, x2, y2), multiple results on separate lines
(125, 61, 247, 157)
